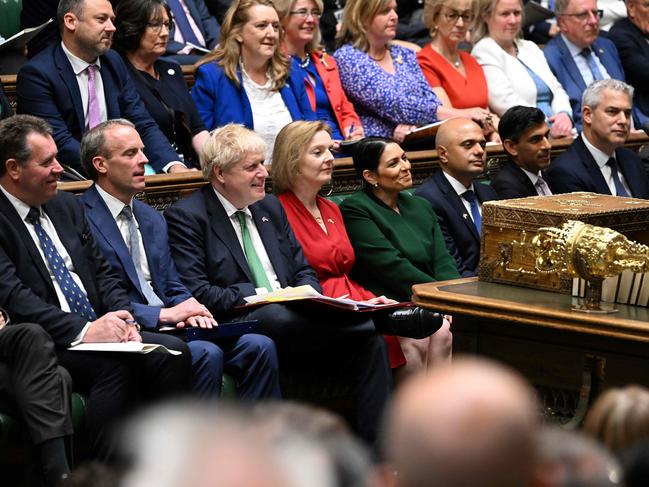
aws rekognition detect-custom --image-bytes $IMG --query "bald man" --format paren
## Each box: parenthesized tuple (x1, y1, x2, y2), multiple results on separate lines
(414, 118, 498, 277)
(384, 358, 540, 487)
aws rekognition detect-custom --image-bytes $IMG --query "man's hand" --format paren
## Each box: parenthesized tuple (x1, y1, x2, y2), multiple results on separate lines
(84, 310, 140, 343)
(364, 295, 398, 305)
(0, 309, 6, 330)
(168, 164, 198, 174)
(159, 298, 216, 328)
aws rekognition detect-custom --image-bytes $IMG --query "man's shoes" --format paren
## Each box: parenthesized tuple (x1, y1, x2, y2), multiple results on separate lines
(373, 307, 444, 339)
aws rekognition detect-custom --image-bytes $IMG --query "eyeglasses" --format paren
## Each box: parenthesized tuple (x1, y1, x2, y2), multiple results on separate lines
(559, 9, 603, 21)
(289, 9, 322, 19)
(146, 19, 174, 32)
(441, 8, 474, 23)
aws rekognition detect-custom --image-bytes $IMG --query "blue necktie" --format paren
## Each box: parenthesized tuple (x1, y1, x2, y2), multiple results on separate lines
(167, 0, 203, 47)
(580, 48, 604, 82)
(26, 207, 97, 321)
(606, 158, 630, 197)
(463, 190, 482, 234)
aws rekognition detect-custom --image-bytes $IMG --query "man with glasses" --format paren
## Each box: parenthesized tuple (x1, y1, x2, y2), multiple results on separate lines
(544, 0, 626, 130)
(609, 0, 649, 125)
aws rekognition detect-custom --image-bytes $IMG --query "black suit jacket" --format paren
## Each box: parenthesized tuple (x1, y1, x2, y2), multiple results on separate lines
(414, 171, 498, 277)
(0, 190, 132, 346)
(491, 159, 539, 200)
(546, 134, 649, 198)
(165, 186, 321, 319)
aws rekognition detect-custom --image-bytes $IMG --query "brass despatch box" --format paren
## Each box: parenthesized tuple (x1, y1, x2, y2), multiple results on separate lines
(479, 192, 649, 293)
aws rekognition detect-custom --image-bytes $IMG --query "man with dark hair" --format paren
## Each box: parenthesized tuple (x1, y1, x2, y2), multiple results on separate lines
(415, 118, 498, 277)
(0, 114, 191, 461)
(0, 308, 72, 486)
(17, 0, 189, 176)
(547, 79, 649, 198)
(80, 119, 281, 399)
(492, 106, 553, 200)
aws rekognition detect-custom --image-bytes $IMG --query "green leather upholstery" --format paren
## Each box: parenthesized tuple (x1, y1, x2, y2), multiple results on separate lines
(0, 0, 22, 39)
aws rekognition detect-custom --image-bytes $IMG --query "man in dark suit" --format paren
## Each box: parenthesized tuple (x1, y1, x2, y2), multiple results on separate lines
(493, 106, 553, 199)
(0, 114, 191, 460)
(415, 118, 498, 277)
(80, 119, 280, 399)
(546, 79, 649, 198)
(16, 0, 188, 176)
(166, 0, 220, 64)
(609, 2, 649, 126)
(165, 124, 392, 445)
(544, 0, 628, 130)
(0, 309, 72, 486)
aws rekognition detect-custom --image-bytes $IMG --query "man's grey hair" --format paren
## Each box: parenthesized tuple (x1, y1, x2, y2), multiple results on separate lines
(582, 79, 634, 109)
(554, 0, 571, 15)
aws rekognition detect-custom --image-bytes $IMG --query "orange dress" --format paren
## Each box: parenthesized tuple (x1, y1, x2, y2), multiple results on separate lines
(278, 191, 406, 368)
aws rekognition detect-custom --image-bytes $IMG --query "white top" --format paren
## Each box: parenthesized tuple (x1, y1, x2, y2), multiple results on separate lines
(213, 188, 281, 292)
(242, 68, 293, 163)
(471, 37, 573, 117)
(443, 171, 481, 221)
(0, 184, 91, 344)
(561, 34, 611, 87)
(582, 132, 632, 196)
(61, 42, 108, 129)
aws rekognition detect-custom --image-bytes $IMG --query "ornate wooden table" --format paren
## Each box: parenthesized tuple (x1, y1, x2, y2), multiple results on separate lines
(412, 278, 649, 425)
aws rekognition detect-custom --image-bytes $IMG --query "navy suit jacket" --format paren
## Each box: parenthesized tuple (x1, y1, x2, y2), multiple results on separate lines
(81, 185, 192, 330)
(609, 18, 649, 125)
(414, 171, 498, 277)
(544, 36, 626, 131)
(0, 190, 132, 346)
(491, 159, 539, 200)
(167, 0, 220, 54)
(546, 134, 649, 198)
(165, 186, 321, 319)
(16, 45, 179, 174)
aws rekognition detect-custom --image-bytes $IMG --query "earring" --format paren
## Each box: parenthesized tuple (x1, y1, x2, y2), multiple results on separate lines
(373, 182, 379, 188)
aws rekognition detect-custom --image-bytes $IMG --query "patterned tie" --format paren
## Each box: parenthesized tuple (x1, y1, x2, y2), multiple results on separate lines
(120, 206, 165, 306)
(235, 211, 272, 292)
(580, 48, 604, 82)
(462, 190, 482, 234)
(535, 176, 552, 196)
(167, 0, 203, 47)
(26, 207, 97, 321)
(86, 64, 101, 129)
(606, 157, 630, 197)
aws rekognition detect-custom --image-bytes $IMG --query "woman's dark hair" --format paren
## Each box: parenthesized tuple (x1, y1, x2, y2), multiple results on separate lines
(113, 0, 171, 55)
(351, 137, 394, 179)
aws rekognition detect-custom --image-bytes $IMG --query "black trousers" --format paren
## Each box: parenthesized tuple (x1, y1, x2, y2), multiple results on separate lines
(56, 331, 191, 461)
(0, 323, 73, 445)
(235, 303, 392, 445)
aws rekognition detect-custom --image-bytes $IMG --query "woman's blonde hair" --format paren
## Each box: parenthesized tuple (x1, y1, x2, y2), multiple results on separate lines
(423, 0, 478, 38)
(196, 0, 290, 90)
(336, 0, 394, 51)
(471, 0, 522, 44)
(271, 120, 332, 194)
(275, 0, 325, 53)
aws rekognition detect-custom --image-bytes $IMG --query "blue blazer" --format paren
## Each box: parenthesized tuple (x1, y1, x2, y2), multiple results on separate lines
(165, 186, 321, 319)
(81, 185, 192, 330)
(16, 45, 179, 174)
(414, 171, 498, 277)
(167, 0, 220, 54)
(544, 36, 625, 131)
(191, 62, 316, 131)
(0, 190, 132, 346)
(491, 159, 539, 200)
(546, 134, 649, 198)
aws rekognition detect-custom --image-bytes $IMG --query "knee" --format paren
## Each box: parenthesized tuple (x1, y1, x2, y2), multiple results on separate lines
(240, 334, 276, 355)
(189, 341, 224, 368)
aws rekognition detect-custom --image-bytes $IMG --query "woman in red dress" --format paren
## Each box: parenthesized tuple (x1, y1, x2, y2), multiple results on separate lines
(272, 121, 448, 374)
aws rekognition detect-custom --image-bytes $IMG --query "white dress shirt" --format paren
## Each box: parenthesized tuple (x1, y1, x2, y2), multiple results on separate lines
(213, 188, 281, 293)
(582, 132, 632, 196)
(521, 167, 553, 195)
(173, 0, 207, 53)
(443, 172, 481, 222)
(561, 34, 611, 87)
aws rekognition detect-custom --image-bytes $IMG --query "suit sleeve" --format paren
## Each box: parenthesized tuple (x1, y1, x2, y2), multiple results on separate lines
(429, 205, 463, 280)
(545, 160, 587, 194)
(194, 0, 220, 49)
(165, 203, 257, 317)
(609, 24, 649, 88)
(191, 64, 220, 131)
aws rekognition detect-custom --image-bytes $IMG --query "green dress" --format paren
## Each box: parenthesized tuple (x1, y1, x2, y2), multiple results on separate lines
(340, 189, 460, 302)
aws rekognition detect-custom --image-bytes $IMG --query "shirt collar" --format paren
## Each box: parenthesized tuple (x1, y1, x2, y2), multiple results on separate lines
(213, 186, 252, 219)
(61, 41, 101, 75)
(442, 171, 474, 196)
(94, 184, 134, 220)
(520, 167, 543, 185)
(581, 132, 614, 168)
(562, 34, 587, 58)
(0, 184, 38, 221)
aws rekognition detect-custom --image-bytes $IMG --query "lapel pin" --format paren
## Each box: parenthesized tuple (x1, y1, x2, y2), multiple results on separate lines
(462, 213, 469, 220)
(262, 217, 269, 222)
(327, 218, 335, 224)
(167, 68, 175, 75)
(598, 48, 604, 54)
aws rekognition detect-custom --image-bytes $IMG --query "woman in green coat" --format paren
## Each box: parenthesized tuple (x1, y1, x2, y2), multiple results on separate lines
(341, 137, 460, 373)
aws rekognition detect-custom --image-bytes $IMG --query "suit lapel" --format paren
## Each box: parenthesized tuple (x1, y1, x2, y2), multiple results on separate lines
(250, 202, 286, 285)
(203, 187, 254, 281)
(132, 200, 163, 295)
(435, 171, 480, 241)
(557, 37, 587, 92)
(98, 58, 120, 118)
(576, 136, 612, 194)
(54, 45, 85, 135)
(509, 161, 537, 196)
(614, 148, 639, 197)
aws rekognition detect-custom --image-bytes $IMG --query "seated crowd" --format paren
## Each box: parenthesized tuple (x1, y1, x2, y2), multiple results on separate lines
(2, 0, 649, 485)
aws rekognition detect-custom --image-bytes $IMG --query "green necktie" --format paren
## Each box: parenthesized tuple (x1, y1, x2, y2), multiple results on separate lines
(235, 211, 273, 292)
